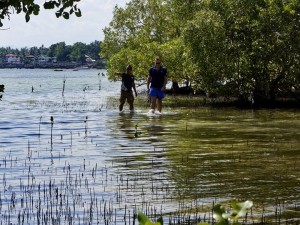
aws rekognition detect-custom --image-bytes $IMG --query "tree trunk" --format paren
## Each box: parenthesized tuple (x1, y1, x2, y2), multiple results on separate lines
(269, 74, 284, 103)
(252, 78, 269, 107)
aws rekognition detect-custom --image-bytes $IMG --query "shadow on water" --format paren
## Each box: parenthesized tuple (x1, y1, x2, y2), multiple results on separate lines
(107, 108, 300, 223)
(107, 112, 170, 170)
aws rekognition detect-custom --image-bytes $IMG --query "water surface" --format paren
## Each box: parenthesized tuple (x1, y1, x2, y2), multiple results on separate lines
(0, 69, 299, 224)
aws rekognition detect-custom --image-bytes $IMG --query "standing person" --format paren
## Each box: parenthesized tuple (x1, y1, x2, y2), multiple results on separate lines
(115, 64, 137, 113)
(147, 57, 168, 114)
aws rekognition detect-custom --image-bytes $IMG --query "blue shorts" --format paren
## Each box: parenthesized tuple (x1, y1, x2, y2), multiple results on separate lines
(149, 88, 165, 99)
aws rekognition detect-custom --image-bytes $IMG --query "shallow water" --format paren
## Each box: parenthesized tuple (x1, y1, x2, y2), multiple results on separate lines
(0, 69, 299, 224)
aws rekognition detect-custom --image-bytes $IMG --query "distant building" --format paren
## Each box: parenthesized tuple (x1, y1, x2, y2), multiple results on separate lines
(85, 54, 96, 63)
(6, 53, 21, 64)
(37, 55, 49, 63)
(37, 55, 57, 63)
(26, 55, 36, 63)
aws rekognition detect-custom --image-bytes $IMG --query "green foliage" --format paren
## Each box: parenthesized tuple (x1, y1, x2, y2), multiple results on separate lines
(210, 200, 253, 225)
(137, 211, 163, 225)
(101, 0, 183, 82)
(137, 200, 252, 225)
(102, 0, 300, 106)
(182, 9, 228, 94)
(0, 0, 82, 27)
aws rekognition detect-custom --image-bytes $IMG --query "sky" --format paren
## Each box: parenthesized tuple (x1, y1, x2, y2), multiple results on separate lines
(0, 0, 129, 49)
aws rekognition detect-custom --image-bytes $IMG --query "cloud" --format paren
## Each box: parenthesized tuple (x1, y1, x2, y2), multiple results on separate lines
(0, 0, 128, 48)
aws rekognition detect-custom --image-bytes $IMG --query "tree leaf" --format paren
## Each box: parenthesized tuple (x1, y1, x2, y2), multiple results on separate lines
(25, 13, 30, 22)
(75, 9, 81, 17)
(145, 222, 161, 225)
(138, 212, 151, 225)
(157, 216, 163, 225)
(44, 2, 55, 9)
(63, 12, 69, 19)
(55, 11, 61, 18)
(33, 5, 40, 15)
(213, 204, 225, 221)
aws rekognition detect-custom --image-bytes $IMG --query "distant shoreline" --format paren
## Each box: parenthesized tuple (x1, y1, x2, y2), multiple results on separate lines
(0, 62, 105, 69)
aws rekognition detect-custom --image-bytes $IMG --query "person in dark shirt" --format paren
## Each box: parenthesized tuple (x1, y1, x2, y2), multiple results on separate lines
(115, 65, 137, 113)
(147, 58, 168, 113)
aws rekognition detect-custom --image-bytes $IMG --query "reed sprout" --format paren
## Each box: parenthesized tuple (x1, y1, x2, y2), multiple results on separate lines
(50, 116, 54, 149)
(62, 77, 66, 97)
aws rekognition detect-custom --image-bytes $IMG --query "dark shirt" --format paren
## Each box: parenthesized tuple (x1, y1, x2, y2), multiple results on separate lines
(121, 72, 134, 92)
(149, 66, 167, 89)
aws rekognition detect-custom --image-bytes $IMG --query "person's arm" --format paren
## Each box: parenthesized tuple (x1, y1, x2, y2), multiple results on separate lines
(132, 81, 137, 97)
(147, 76, 152, 90)
(147, 69, 152, 91)
(161, 72, 167, 91)
(115, 72, 123, 77)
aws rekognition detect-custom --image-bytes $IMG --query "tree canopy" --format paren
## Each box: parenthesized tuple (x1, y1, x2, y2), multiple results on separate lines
(101, 0, 300, 106)
(0, 0, 82, 27)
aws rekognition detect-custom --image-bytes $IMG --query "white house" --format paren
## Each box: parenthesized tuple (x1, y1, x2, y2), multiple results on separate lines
(6, 53, 21, 64)
(37, 55, 50, 63)
(85, 54, 96, 63)
(26, 55, 35, 62)
(37, 55, 57, 63)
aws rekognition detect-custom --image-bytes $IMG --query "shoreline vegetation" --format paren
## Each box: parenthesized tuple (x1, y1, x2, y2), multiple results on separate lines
(133, 92, 300, 110)
(1, 82, 299, 109)
(0, 62, 105, 69)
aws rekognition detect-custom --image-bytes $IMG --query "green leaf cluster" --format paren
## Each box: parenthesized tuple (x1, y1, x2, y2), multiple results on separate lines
(138, 211, 163, 225)
(211, 200, 253, 225)
(138, 199, 253, 225)
(137, 200, 252, 225)
(0, 0, 82, 27)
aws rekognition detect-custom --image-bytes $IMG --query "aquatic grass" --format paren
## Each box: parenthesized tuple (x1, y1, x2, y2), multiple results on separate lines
(0, 84, 4, 92)
(62, 76, 66, 97)
(0, 84, 4, 100)
(84, 116, 88, 139)
(133, 94, 300, 109)
(0, 149, 297, 225)
(50, 116, 54, 149)
(98, 72, 102, 90)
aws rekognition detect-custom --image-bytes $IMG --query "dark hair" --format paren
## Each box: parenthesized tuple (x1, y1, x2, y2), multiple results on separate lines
(126, 65, 132, 70)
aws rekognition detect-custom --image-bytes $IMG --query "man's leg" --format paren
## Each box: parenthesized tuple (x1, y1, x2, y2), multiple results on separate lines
(156, 89, 165, 112)
(157, 98, 162, 112)
(119, 92, 126, 111)
(127, 93, 134, 111)
(150, 96, 157, 111)
(119, 102, 125, 111)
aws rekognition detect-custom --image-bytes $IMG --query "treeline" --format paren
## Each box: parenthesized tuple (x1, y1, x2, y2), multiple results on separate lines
(0, 40, 102, 64)
(101, 0, 300, 107)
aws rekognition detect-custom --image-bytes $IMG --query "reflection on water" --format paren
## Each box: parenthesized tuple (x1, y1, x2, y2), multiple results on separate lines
(0, 69, 299, 224)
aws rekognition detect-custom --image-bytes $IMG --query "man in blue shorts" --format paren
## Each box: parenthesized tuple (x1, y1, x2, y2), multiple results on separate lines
(147, 57, 168, 113)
